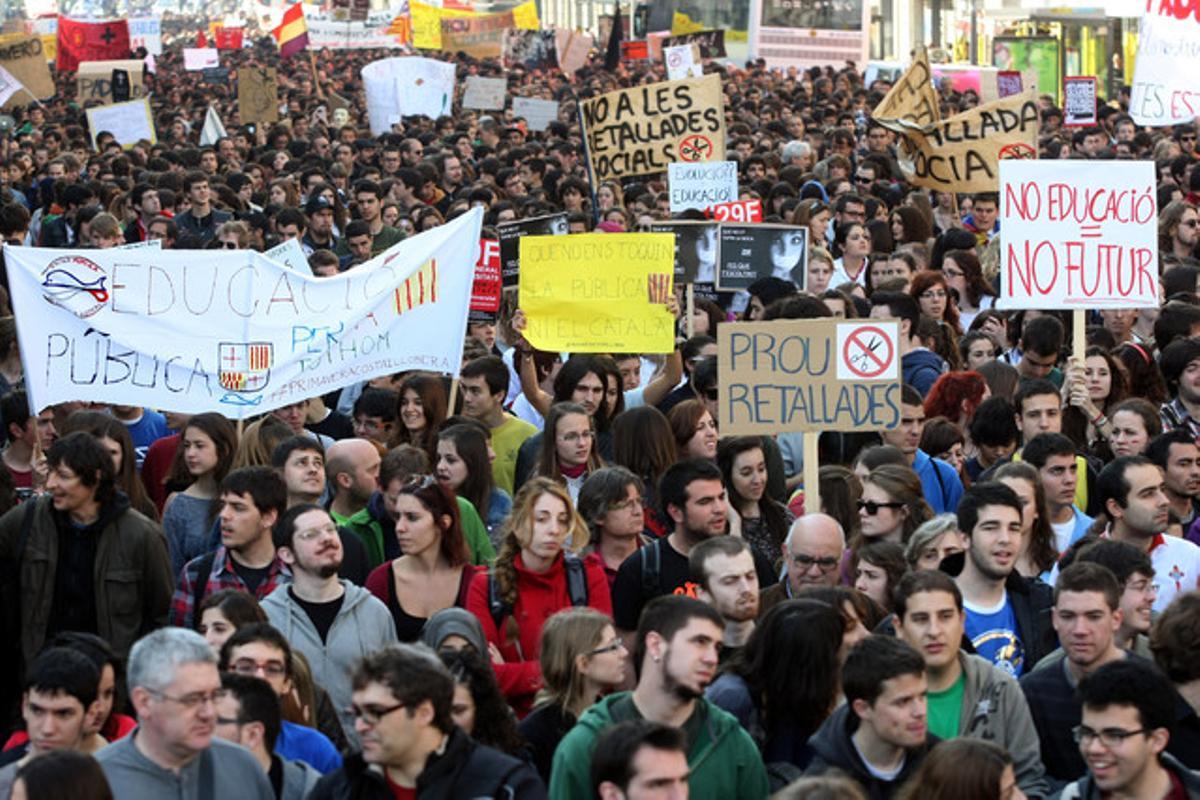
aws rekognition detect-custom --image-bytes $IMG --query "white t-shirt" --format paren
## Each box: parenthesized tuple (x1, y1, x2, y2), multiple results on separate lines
(1050, 517, 1076, 554)
(1144, 533, 1200, 612)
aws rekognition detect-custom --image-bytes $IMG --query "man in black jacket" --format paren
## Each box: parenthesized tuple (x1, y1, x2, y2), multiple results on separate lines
(311, 644, 545, 800)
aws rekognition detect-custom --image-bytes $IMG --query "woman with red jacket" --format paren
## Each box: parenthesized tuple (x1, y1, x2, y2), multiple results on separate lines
(466, 476, 612, 716)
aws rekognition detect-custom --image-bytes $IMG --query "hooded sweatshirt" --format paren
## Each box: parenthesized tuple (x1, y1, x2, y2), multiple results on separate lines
(805, 704, 938, 800)
(261, 581, 397, 741)
(549, 692, 769, 800)
(902, 348, 947, 396)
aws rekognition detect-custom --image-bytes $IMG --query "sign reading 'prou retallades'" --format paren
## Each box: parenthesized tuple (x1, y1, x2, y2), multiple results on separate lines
(718, 320, 902, 435)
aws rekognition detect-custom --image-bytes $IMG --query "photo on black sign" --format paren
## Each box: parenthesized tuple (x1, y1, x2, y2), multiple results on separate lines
(649, 221, 718, 284)
(717, 224, 808, 292)
(497, 212, 569, 288)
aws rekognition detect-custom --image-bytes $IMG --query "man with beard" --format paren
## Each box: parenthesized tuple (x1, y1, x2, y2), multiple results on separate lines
(262, 504, 395, 743)
(324, 439, 381, 564)
(1147, 430, 1200, 531)
(549, 596, 768, 800)
(689, 537, 759, 661)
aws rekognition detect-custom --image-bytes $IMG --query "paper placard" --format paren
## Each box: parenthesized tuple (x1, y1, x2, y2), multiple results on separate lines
(664, 43, 702, 80)
(556, 29, 593, 75)
(648, 221, 718, 283)
(462, 75, 507, 110)
(85, 98, 156, 149)
(362, 57, 456, 135)
(718, 320, 902, 435)
(581, 74, 727, 182)
(183, 47, 219, 71)
(997, 70, 1023, 98)
(502, 28, 557, 69)
(668, 161, 737, 213)
(471, 238, 501, 319)
(662, 29, 726, 58)
(706, 199, 763, 223)
(128, 17, 162, 55)
(264, 238, 310, 273)
(998, 160, 1158, 310)
(238, 66, 279, 124)
(511, 96, 558, 132)
(1063, 76, 1098, 127)
(520, 233, 675, 353)
(717, 224, 808, 291)
(497, 213, 567, 288)
(1130, 2, 1200, 126)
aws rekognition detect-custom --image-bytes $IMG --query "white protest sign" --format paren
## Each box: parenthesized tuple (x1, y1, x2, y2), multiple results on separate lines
(512, 97, 559, 132)
(362, 57, 456, 136)
(664, 43, 702, 80)
(117, 239, 162, 250)
(265, 238, 311, 273)
(183, 48, 219, 71)
(668, 161, 737, 213)
(998, 160, 1158, 310)
(85, 99, 156, 149)
(0, 64, 21, 108)
(1130, 4, 1200, 126)
(128, 17, 162, 55)
(462, 76, 507, 110)
(1063, 76, 1097, 126)
(4, 207, 483, 418)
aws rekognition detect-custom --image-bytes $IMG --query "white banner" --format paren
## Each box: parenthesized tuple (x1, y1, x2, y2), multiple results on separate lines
(668, 161, 737, 213)
(462, 76, 507, 110)
(5, 208, 482, 417)
(85, 99, 156, 149)
(1130, 5, 1200, 126)
(998, 161, 1158, 310)
(183, 48, 219, 71)
(128, 17, 162, 56)
(362, 56, 455, 136)
(307, 19, 399, 50)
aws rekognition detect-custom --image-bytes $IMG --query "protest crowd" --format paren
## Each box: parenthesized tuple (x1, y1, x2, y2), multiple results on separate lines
(5, 4, 1200, 800)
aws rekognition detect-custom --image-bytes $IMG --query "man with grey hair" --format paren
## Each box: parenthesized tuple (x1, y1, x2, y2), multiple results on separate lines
(95, 628, 273, 798)
(760, 513, 845, 615)
(781, 139, 814, 169)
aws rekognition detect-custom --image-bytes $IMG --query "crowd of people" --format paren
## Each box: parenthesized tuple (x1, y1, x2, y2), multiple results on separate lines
(3, 23, 1200, 800)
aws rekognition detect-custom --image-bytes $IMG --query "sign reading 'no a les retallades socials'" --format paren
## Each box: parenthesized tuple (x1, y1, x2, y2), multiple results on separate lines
(4, 208, 483, 418)
(998, 160, 1159, 310)
(718, 320, 902, 435)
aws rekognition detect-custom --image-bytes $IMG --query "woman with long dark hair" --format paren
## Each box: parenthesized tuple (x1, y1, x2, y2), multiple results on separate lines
(60, 410, 158, 520)
(668, 399, 718, 462)
(943, 248, 996, 329)
(897, 739, 1020, 800)
(439, 647, 526, 755)
(1064, 346, 1129, 459)
(10, 750, 112, 800)
(161, 412, 238, 575)
(532, 402, 604, 503)
(391, 372, 448, 462)
(611, 406, 676, 538)
(994, 462, 1058, 579)
(436, 422, 510, 538)
(719, 437, 793, 568)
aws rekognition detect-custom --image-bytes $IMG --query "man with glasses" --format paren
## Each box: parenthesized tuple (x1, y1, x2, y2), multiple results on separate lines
(399, 138, 424, 167)
(761, 514, 844, 614)
(1165, 202, 1199, 261)
(313, 643, 544, 798)
(1063, 659, 1200, 798)
(219, 623, 343, 772)
(96, 628, 273, 798)
(830, 193, 866, 243)
(262, 504, 396, 743)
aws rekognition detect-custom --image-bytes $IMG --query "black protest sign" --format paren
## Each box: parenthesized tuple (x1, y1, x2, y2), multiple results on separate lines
(717, 224, 808, 291)
(497, 213, 568, 288)
(662, 29, 726, 58)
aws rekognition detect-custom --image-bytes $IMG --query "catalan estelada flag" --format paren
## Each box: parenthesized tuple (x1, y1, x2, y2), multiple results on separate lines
(394, 260, 438, 315)
(272, 3, 309, 59)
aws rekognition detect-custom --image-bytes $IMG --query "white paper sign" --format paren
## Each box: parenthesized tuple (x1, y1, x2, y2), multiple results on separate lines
(265, 238, 311, 273)
(118, 239, 162, 250)
(0, 64, 21, 108)
(362, 57, 456, 136)
(1063, 77, 1097, 127)
(511, 97, 559, 132)
(85, 99, 156, 149)
(668, 161, 738, 213)
(4, 208, 483, 418)
(183, 48, 219, 71)
(463, 76, 507, 110)
(998, 160, 1158, 310)
(1130, 6, 1200, 126)
(307, 19, 399, 50)
(664, 44, 702, 80)
(128, 17, 162, 55)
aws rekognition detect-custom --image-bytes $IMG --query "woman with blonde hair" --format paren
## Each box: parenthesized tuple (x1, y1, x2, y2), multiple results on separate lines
(904, 514, 965, 571)
(465, 477, 612, 715)
(519, 607, 628, 782)
(231, 415, 291, 468)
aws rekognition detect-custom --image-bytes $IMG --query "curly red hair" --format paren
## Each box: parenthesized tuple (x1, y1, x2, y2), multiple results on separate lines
(924, 370, 988, 425)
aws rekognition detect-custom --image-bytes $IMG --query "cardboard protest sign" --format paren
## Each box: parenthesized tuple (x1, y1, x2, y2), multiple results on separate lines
(662, 29, 725, 58)
(706, 199, 763, 223)
(497, 213, 567, 288)
(555, 30, 593, 75)
(875, 90, 1039, 193)
(872, 47, 939, 128)
(76, 60, 145, 105)
(128, 17, 162, 55)
(502, 29, 557, 69)
(440, 11, 511, 58)
(717, 224, 808, 291)
(462, 76, 506, 110)
(648, 221, 719, 283)
(668, 161, 737, 213)
(238, 67, 279, 125)
(1063, 76, 1097, 127)
(520, 233, 675, 353)
(362, 57, 455, 136)
(718, 320, 902, 435)
(183, 48, 219, 71)
(85, 98, 155, 149)
(511, 97, 558, 132)
(1130, 0, 1200, 126)
(581, 74, 727, 182)
(470, 238, 502, 322)
(998, 160, 1158, 311)
(0, 35, 54, 107)
(4, 207, 483, 418)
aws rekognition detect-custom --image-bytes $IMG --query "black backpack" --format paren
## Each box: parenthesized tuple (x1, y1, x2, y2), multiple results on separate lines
(487, 553, 589, 629)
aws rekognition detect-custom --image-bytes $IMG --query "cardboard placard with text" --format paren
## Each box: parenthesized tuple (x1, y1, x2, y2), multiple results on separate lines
(238, 67, 279, 125)
(76, 59, 146, 106)
(0, 35, 54, 108)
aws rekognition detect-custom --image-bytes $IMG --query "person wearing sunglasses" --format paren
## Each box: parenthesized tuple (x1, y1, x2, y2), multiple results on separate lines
(1160, 200, 1199, 262)
(857, 465, 932, 550)
(314, 644, 543, 799)
(215, 219, 250, 250)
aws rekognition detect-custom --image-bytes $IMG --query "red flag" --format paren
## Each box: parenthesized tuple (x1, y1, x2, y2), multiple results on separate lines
(196, 30, 208, 47)
(56, 17, 131, 73)
(213, 25, 244, 50)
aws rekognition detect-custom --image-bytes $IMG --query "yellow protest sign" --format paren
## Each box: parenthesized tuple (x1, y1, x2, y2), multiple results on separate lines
(409, 1, 472, 50)
(520, 234, 676, 353)
(875, 90, 1039, 193)
(512, 0, 540, 29)
(671, 11, 704, 34)
(580, 74, 727, 182)
(872, 47, 939, 128)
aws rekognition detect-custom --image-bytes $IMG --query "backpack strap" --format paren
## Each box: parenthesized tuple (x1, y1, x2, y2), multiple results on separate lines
(640, 538, 662, 597)
(190, 550, 219, 624)
(563, 554, 589, 607)
(487, 570, 510, 632)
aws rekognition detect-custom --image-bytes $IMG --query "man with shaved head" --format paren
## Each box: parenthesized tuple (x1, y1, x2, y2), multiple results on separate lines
(760, 513, 845, 614)
(324, 439, 383, 563)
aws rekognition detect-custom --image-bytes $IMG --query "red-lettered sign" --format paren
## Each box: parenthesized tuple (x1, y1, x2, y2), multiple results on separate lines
(706, 199, 762, 223)
(471, 239, 501, 314)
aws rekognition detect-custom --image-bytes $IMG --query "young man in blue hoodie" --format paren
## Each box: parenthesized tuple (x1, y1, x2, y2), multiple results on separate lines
(878, 384, 964, 515)
(869, 291, 946, 396)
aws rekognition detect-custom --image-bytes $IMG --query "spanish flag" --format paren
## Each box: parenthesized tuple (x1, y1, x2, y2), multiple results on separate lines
(272, 3, 309, 59)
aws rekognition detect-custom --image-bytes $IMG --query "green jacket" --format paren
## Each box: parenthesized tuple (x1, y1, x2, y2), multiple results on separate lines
(549, 692, 769, 800)
(336, 494, 495, 569)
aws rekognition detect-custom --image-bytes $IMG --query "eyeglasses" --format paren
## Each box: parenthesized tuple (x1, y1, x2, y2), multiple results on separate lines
(230, 658, 288, 679)
(1126, 578, 1160, 597)
(1181, 220, 1199, 228)
(858, 500, 904, 515)
(854, 175, 872, 184)
(588, 639, 627, 656)
(348, 701, 407, 726)
(1072, 725, 1148, 748)
(791, 553, 840, 572)
(149, 689, 223, 710)
(215, 716, 242, 726)
(942, 267, 965, 279)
